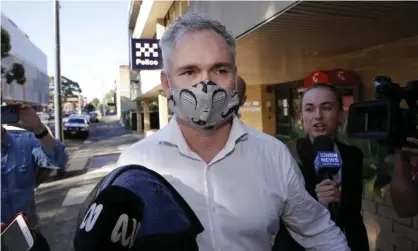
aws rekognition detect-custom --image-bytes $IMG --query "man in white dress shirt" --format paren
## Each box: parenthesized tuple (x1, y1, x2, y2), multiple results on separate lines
(117, 13, 350, 251)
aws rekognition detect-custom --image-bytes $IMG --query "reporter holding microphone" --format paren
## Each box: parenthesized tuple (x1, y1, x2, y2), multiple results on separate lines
(273, 83, 369, 251)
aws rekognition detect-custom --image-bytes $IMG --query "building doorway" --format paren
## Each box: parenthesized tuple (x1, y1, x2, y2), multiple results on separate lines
(275, 80, 303, 142)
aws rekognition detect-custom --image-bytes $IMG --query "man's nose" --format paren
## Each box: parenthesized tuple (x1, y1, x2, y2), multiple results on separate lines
(200, 71, 210, 81)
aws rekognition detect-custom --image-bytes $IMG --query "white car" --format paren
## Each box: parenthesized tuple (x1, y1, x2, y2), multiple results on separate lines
(70, 113, 90, 124)
(63, 116, 90, 138)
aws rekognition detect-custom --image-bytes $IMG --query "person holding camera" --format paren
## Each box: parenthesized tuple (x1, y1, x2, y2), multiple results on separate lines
(1, 102, 68, 250)
(391, 137, 418, 218)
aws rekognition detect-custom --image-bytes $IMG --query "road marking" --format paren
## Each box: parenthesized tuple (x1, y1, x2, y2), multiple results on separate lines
(62, 183, 96, 207)
(86, 164, 118, 176)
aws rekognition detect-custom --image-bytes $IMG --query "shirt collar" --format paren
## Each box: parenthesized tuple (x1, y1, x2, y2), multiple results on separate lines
(158, 115, 248, 160)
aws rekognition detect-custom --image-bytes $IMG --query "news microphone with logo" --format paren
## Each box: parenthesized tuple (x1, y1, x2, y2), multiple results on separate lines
(313, 135, 342, 180)
(313, 135, 342, 224)
(74, 185, 144, 251)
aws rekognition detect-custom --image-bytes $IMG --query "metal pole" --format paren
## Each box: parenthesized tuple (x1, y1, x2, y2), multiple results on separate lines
(53, 0, 64, 142)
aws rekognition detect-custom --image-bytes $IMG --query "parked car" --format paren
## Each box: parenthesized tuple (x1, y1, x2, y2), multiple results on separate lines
(81, 112, 91, 123)
(89, 112, 99, 122)
(69, 113, 90, 124)
(63, 116, 90, 138)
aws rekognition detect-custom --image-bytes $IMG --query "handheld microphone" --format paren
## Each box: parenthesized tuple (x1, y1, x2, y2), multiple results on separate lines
(74, 185, 144, 251)
(75, 165, 204, 251)
(312, 135, 342, 224)
(313, 135, 342, 180)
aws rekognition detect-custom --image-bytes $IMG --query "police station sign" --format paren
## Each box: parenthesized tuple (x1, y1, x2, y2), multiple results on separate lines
(131, 39, 163, 71)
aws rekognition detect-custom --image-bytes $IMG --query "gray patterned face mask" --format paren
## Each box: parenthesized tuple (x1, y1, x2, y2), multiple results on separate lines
(168, 80, 240, 130)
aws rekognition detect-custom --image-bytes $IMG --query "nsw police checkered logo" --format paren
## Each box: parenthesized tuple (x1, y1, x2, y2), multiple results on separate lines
(135, 42, 159, 58)
(131, 39, 163, 71)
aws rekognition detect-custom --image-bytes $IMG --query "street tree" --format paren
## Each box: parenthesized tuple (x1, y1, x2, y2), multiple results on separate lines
(85, 103, 95, 112)
(91, 98, 100, 108)
(49, 76, 82, 96)
(103, 90, 116, 104)
(1, 27, 26, 85)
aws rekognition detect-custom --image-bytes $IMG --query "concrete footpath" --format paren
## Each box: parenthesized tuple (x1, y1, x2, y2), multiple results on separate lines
(35, 126, 143, 251)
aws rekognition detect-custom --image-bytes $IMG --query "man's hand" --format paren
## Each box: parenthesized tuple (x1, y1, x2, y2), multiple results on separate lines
(401, 137, 418, 156)
(395, 137, 418, 177)
(7, 102, 44, 133)
(315, 179, 341, 207)
(391, 137, 418, 218)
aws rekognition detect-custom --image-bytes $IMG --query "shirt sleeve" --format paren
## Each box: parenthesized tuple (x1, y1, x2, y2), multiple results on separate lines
(30, 133, 69, 169)
(279, 146, 350, 251)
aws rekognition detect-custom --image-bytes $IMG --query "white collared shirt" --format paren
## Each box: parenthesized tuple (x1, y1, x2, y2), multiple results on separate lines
(117, 116, 349, 251)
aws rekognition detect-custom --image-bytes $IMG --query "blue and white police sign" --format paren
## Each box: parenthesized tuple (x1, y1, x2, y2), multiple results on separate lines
(131, 39, 163, 71)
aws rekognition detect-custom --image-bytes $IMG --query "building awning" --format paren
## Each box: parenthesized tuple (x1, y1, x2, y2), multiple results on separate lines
(235, 1, 418, 86)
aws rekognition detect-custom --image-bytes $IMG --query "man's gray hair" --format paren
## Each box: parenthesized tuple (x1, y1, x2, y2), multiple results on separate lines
(159, 13, 236, 72)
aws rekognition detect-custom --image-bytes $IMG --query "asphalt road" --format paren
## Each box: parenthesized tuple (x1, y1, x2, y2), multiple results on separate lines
(46, 116, 131, 173)
(34, 119, 134, 250)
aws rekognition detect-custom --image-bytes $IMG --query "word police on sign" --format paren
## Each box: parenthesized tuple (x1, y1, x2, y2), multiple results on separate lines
(131, 38, 163, 71)
(314, 152, 342, 167)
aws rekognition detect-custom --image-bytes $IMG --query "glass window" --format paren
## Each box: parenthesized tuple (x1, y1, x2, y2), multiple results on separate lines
(2, 55, 13, 68)
(68, 118, 85, 124)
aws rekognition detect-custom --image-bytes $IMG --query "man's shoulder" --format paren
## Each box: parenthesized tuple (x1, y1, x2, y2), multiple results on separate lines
(127, 131, 162, 149)
(244, 125, 287, 150)
(120, 129, 165, 157)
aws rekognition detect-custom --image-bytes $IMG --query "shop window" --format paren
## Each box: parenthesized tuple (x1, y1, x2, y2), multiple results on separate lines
(274, 80, 304, 140)
(277, 98, 291, 136)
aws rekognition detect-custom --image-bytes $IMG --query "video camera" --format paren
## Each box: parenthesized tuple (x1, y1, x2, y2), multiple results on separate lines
(346, 76, 418, 148)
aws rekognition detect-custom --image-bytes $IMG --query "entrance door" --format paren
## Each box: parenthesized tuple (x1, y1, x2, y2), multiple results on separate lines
(275, 80, 303, 142)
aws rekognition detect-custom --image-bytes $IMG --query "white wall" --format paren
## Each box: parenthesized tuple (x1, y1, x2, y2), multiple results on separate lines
(1, 12, 49, 106)
(188, 1, 299, 39)
(1, 13, 47, 73)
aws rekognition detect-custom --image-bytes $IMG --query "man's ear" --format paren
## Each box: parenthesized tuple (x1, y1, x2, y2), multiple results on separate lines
(161, 71, 170, 97)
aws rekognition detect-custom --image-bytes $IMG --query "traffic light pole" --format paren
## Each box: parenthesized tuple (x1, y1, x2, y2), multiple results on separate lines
(53, 0, 64, 142)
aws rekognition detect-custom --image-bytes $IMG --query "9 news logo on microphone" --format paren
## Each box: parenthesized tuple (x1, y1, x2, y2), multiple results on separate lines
(314, 151, 342, 174)
(74, 186, 144, 251)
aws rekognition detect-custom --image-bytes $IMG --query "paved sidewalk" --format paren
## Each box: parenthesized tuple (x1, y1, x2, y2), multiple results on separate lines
(35, 129, 143, 251)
